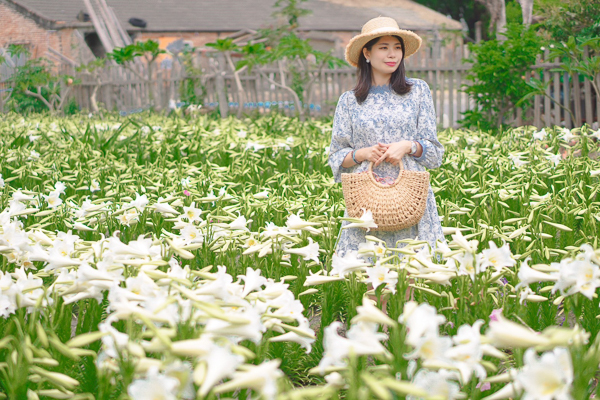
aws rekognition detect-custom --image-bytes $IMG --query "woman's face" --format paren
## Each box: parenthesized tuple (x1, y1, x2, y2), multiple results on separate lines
(362, 35, 403, 76)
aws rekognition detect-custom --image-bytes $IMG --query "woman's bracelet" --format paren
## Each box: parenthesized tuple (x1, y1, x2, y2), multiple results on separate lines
(351, 149, 359, 164)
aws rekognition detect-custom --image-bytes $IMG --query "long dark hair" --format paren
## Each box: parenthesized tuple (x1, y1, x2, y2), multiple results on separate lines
(353, 35, 412, 104)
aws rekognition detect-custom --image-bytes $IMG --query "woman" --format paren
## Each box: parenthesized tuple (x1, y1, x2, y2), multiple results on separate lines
(328, 16, 446, 257)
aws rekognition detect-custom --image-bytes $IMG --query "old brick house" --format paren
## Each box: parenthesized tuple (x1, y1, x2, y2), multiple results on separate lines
(0, 0, 463, 65)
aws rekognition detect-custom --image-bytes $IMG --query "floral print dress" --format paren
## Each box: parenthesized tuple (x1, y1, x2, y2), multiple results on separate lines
(328, 78, 446, 257)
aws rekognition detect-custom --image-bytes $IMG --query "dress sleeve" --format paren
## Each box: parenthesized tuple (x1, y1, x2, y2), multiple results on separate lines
(328, 92, 355, 183)
(412, 80, 445, 169)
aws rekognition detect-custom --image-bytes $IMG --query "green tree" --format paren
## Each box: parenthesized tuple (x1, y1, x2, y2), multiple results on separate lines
(534, 0, 600, 42)
(109, 40, 166, 109)
(460, 23, 544, 131)
(409, 0, 492, 40)
(5, 44, 76, 114)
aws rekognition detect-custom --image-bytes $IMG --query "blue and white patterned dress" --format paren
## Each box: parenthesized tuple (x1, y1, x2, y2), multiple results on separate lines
(328, 78, 446, 257)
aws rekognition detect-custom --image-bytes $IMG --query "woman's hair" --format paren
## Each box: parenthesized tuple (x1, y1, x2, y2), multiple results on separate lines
(353, 35, 412, 104)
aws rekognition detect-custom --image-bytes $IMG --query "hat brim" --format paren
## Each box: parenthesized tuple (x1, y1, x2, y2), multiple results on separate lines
(345, 29, 422, 68)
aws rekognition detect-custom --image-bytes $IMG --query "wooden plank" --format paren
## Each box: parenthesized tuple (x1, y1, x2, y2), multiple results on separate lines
(107, 4, 132, 46)
(563, 72, 571, 129)
(573, 72, 582, 127)
(449, 45, 455, 127)
(597, 71, 600, 128)
(553, 55, 561, 126)
(48, 47, 79, 67)
(533, 54, 541, 127)
(95, 0, 124, 48)
(456, 45, 463, 125)
(583, 46, 594, 126)
(83, 0, 114, 53)
(543, 49, 551, 127)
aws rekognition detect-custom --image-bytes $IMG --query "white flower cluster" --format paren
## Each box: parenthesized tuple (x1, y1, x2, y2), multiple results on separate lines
(0, 205, 314, 399)
(517, 244, 600, 302)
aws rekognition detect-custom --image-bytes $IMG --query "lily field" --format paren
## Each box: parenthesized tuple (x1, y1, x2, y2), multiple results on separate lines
(2, 112, 600, 399)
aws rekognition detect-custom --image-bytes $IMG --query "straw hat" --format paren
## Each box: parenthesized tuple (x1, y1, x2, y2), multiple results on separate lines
(345, 17, 422, 68)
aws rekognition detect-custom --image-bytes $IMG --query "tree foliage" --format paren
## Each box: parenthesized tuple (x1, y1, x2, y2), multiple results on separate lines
(534, 0, 600, 42)
(460, 23, 544, 131)
(2, 44, 76, 114)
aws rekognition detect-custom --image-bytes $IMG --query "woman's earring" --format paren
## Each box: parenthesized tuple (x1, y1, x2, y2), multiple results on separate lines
(366, 59, 370, 64)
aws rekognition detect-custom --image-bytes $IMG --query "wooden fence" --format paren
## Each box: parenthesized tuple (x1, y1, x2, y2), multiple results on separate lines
(2, 45, 599, 129)
(525, 48, 600, 128)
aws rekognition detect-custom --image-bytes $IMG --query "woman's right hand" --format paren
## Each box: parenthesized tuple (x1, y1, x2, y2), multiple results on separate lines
(357, 143, 389, 163)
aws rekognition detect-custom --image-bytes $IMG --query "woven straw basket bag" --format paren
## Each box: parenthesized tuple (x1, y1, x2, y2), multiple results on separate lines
(341, 159, 430, 231)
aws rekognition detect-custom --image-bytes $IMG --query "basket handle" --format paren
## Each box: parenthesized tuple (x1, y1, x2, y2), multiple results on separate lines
(367, 157, 405, 184)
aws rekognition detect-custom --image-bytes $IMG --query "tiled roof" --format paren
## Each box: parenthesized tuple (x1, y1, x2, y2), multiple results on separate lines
(4, 0, 461, 31)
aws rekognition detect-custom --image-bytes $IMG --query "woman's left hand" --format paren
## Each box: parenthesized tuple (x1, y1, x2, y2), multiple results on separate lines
(374, 141, 412, 166)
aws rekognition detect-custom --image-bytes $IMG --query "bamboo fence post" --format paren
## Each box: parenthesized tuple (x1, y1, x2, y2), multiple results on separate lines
(563, 71, 571, 129)
(543, 49, 551, 127)
(573, 72, 582, 127)
(583, 46, 594, 125)
(553, 55, 561, 126)
(215, 53, 228, 117)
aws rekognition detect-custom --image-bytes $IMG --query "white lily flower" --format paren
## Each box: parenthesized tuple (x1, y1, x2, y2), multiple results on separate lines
(99, 318, 130, 358)
(399, 301, 446, 347)
(480, 241, 516, 272)
(90, 179, 101, 192)
(516, 347, 573, 400)
(179, 224, 203, 245)
(450, 230, 478, 253)
(152, 200, 179, 216)
(239, 267, 267, 297)
(73, 222, 95, 232)
(54, 181, 67, 195)
(283, 237, 320, 264)
(342, 208, 378, 232)
(198, 344, 244, 397)
(253, 190, 269, 199)
(44, 190, 63, 208)
(351, 297, 396, 326)
(365, 263, 397, 293)
(182, 202, 202, 223)
(129, 193, 149, 211)
(171, 337, 213, 358)
(330, 251, 370, 277)
(445, 321, 487, 383)
(286, 214, 320, 231)
(485, 313, 550, 348)
(324, 372, 344, 388)
(546, 153, 561, 166)
(269, 320, 315, 353)
(204, 307, 265, 343)
(551, 246, 600, 300)
(303, 270, 344, 286)
(128, 366, 179, 400)
(12, 190, 35, 202)
(214, 360, 283, 400)
(482, 381, 523, 400)
(346, 321, 388, 356)
(405, 332, 452, 361)
(559, 128, 576, 142)
(532, 128, 548, 141)
(509, 153, 527, 168)
(229, 215, 249, 230)
(409, 369, 461, 400)
(516, 258, 558, 291)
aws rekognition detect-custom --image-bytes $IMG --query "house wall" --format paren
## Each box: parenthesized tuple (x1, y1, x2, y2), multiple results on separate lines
(0, 2, 77, 62)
